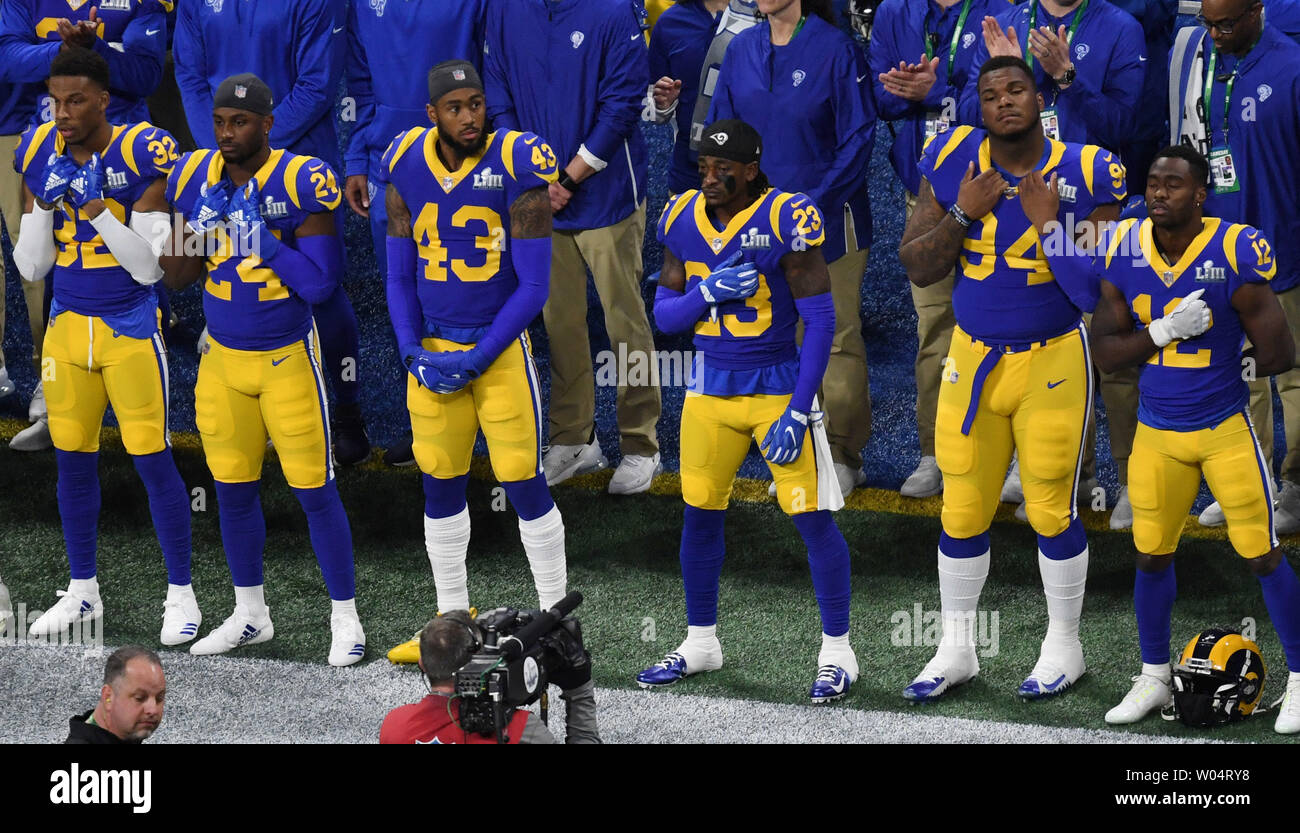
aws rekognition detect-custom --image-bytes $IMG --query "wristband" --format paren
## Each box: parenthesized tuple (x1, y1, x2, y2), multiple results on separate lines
(948, 204, 973, 228)
(558, 172, 581, 193)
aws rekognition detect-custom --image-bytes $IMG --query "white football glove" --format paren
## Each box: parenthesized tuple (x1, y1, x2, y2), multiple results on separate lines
(1147, 288, 1211, 348)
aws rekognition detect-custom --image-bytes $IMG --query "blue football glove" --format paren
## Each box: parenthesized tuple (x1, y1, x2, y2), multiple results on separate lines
(30, 151, 79, 206)
(698, 250, 759, 304)
(187, 180, 232, 233)
(401, 343, 470, 394)
(66, 153, 104, 209)
(760, 407, 810, 465)
(227, 178, 279, 259)
(423, 348, 490, 381)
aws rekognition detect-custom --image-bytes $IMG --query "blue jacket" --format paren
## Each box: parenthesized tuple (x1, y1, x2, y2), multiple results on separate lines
(174, 0, 346, 171)
(345, 0, 485, 180)
(870, 0, 996, 195)
(484, 0, 649, 232)
(648, 0, 720, 196)
(1264, 0, 1300, 42)
(708, 16, 875, 261)
(1108, 0, 1175, 142)
(1170, 23, 1300, 292)
(958, 0, 1146, 152)
(0, 0, 167, 135)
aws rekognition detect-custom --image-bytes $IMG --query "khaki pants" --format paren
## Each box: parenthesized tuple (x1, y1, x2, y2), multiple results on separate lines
(904, 192, 956, 457)
(543, 203, 660, 457)
(1081, 312, 1139, 485)
(1249, 283, 1300, 484)
(0, 133, 46, 372)
(819, 214, 873, 468)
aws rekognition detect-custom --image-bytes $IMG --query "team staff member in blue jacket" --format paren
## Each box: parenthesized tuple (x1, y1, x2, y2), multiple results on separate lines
(708, 0, 876, 498)
(870, 0, 994, 500)
(1172, 0, 1300, 533)
(173, 0, 370, 467)
(485, 0, 663, 496)
(1109, 0, 1175, 194)
(648, 0, 726, 197)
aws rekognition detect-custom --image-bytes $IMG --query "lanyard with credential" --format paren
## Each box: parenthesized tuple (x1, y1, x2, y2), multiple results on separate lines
(924, 0, 973, 83)
(1025, 0, 1089, 71)
(1201, 45, 1237, 143)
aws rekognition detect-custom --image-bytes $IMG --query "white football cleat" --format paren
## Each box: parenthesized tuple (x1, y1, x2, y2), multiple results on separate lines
(902, 648, 979, 702)
(1109, 486, 1133, 531)
(1000, 456, 1023, 503)
(328, 612, 366, 667)
(1276, 674, 1300, 735)
(1018, 640, 1086, 699)
(608, 452, 662, 495)
(1275, 481, 1300, 536)
(160, 585, 202, 646)
(900, 455, 942, 498)
(542, 439, 608, 486)
(190, 606, 274, 655)
(0, 581, 12, 636)
(0, 366, 14, 398)
(1198, 500, 1226, 527)
(9, 417, 52, 452)
(835, 463, 865, 498)
(28, 381, 46, 422)
(1105, 673, 1172, 725)
(28, 587, 103, 638)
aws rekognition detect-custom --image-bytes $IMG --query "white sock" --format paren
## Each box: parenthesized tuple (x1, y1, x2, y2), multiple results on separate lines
(519, 506, 566, 610)
(937, 547, 989, 652)
(1038, 547, 1089, 649)
(685, 624, 718, 646)
(1142, 662, 1171, 681)
(819, 632, 858, 679)
(166, 583, 194, 599)
(678, 625, 722, 670)
(234, 584, 268, 618)
(70, 576, 100, 600)
(425, 508, 471, 612)
(1290, 671, 1300, 684)
(331, 598, 357, 618)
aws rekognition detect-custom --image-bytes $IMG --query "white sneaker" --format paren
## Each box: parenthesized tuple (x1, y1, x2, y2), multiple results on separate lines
(0, 366, 13, 398)
(328, 612, 366, 667)
(1109, 486, 1133, 531)
(1000, 456, 1023, 503)
(1105, 673, 1172, 725)
(160, 585, 202, 646)
(1276, 674, 1300, 734)
(608, 452, 662, 495)
(28, 381, 46, 422)
(902, 648, 979, 702)
(542, 439, 609, 486)
(190, 605, 274, 655)
(768, 481, 778, 498)
(1275, 481, 1300, 535)
(900, 455, 942, 498)
(28, 587, 103, 638)
(1198, 500, 1226, 527)
(0, 581, 11, 636)
(9, 417, 52, 451)
(1018, 640, 1086, 699)
(1015, 501, 1027, 522)
(835, 463, 866, 498)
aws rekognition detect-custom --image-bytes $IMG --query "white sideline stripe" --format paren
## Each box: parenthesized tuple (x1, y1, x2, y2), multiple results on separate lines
(0, 644, 1218, 744)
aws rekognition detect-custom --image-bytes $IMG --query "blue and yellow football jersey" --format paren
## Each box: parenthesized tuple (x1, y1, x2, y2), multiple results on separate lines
(166, 148, 342, 351)
(382, 127, 559, 340)
(1103, 216, 1276, 431)
(14, 120, 178, 320)
(656, 187, 826, 395)
(918, 125, 1127, 342)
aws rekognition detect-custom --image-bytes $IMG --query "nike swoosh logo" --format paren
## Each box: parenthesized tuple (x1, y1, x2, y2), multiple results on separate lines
(1139, 56, 1147, 62)
(856, 74, 867, 83)
(333, 26, 344, 33)
(146, 28, 160, 35)
(1047, 379, 1066, 389)
(271, 356, 290, 366)
(630, 33, 641, 41)
(309, 163, 324, 171)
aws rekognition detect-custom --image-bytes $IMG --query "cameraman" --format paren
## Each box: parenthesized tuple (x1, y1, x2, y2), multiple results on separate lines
(380, 611, 600, 744)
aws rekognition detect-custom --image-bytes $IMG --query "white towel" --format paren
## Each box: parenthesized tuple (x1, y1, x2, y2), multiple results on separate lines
(809, 396, 845, 512)
(1170, 25, 1209, 155)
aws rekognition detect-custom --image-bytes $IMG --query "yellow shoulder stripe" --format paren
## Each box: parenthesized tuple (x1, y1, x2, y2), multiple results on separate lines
(663, 189, 696, 236)
(21, 122, 58, 174)
(1105, 217, 1137, 268)
(172, 150, 211, 199)
(1080, 145, 1099, 194)
(388, 128, 425, 175)
(934, 125, 974, 171)
(284, 154, 311, 209)
(500, 130, 520, 180)
(118, 122, 151, 176)
(769, 191, 796, 244)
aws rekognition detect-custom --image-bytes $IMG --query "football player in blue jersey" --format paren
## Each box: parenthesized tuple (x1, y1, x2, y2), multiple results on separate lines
(160, 74, 364, 667)
(380, 61, 569, 663)
(11, 48, 197, 644)
(1091, 146, 1300, 733)
(898, 56, 1125, 702)
(635, 119, 858, 703)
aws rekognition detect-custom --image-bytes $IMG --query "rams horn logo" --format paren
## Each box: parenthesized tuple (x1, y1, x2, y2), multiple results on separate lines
(1074, 43, 1090, 60)
(369, 0, 386, 15)
(570, 31, 584, 48)
(792, 69, 806, 87)
(709, 132, 729, 145)
(1258, 84, 1272, 101)
(962, 32, 975, 48)
(205, 0, 223, 11)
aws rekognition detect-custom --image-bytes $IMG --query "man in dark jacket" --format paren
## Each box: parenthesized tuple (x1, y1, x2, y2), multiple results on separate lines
(66, 646, 165, 744)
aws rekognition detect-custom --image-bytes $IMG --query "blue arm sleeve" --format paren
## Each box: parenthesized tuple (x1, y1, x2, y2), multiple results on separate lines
(261, 230, 341, 305)
(1043, 235, 1101, 313)
(173, 1, 216, 149)
(270, 0, 345, 151)
(792, 292, 834, 414)
(92, 4, 164, 99)
(0, 1, 61, 84)
(483, 10, 519, 132)
(470, 235, 551, 367)
(385, 235, 422, 349)
(583, 8, 649, 163)
(652, 283, 710, 334)
(805, 45, 875, 221)
(343, 0, 375, 178)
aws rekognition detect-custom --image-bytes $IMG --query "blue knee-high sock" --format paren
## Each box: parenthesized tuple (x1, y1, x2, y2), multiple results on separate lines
(1135, 562, 1176, 665)
(311, 286, 360, 405)
(939, 530, 990, 558)
(681, 506, 727, 627)
(502, 474, 554, 521)
(1258, 556, 1300, 670)
(293, 481, 356, 601)
(56, 450, 100, 580)
(132, 449, 192, 585)
(791, 510, 851, 637)
(1038, 516, 1087, 560)
(423, 473, 470, 518)
(215, 481, 265, 587)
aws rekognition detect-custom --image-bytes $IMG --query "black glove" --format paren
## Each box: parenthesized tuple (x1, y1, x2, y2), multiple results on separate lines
(542, 616, 592, 691)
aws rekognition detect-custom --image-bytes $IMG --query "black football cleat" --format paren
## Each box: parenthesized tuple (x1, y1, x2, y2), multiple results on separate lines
(333, 402, 372, 466)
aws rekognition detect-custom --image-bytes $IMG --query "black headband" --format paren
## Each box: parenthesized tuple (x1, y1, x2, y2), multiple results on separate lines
(428, 60, 483, 105)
